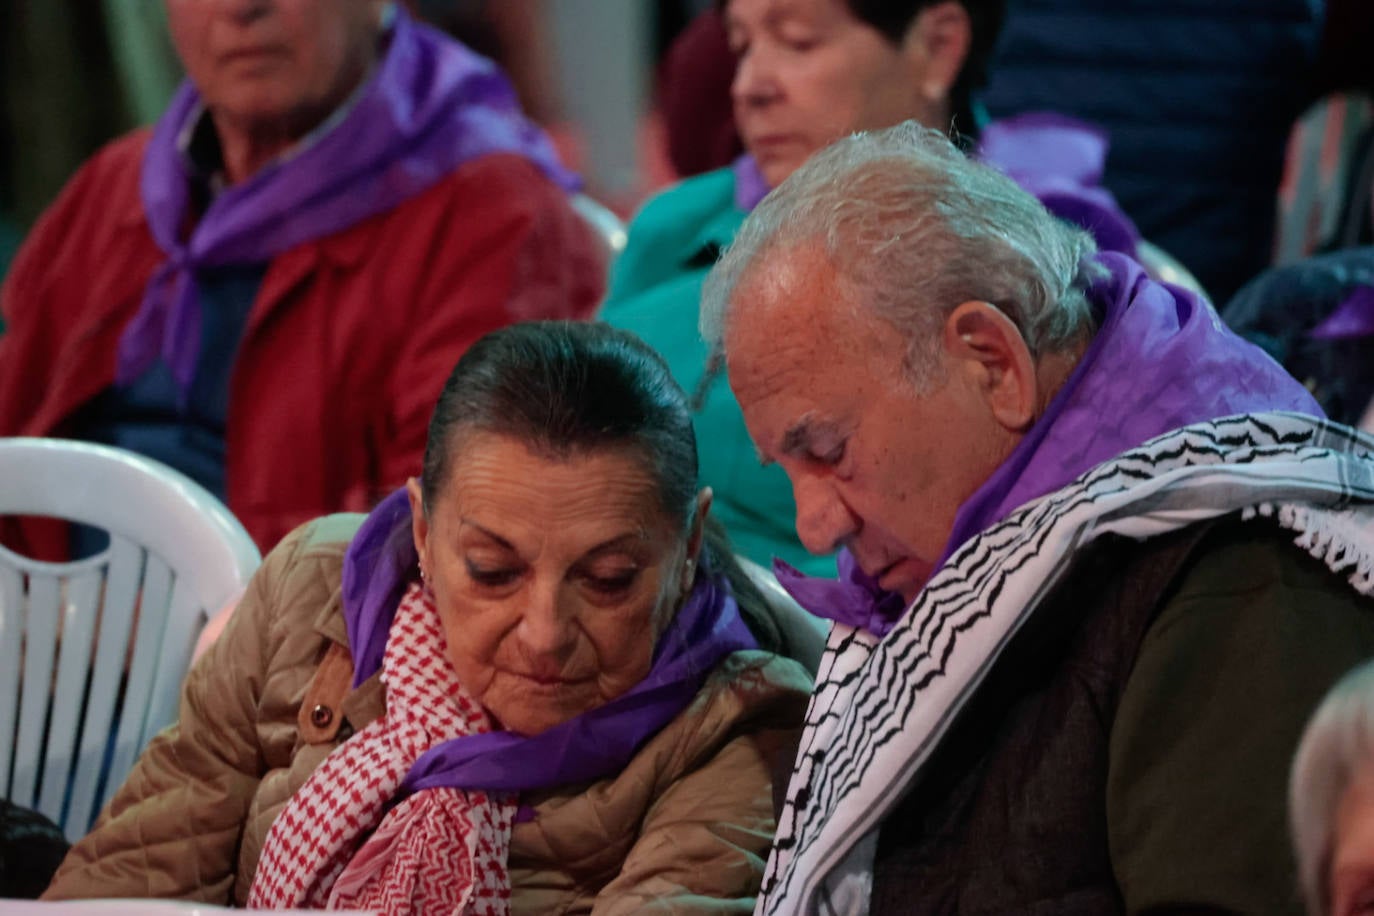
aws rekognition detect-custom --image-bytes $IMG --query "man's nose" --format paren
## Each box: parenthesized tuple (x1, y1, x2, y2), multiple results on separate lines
(792, 472, 857, 556)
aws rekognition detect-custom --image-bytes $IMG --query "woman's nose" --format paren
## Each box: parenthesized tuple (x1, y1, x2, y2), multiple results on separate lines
(792, 472, 857, 556)
(731, 47, 780, 109)
(515, 586, 578, 660)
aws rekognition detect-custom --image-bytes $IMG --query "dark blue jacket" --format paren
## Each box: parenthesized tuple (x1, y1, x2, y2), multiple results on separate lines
(983, 0, 1324, 303)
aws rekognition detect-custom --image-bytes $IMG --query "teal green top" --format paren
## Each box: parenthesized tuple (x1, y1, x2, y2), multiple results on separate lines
(600, 168, 836, 577)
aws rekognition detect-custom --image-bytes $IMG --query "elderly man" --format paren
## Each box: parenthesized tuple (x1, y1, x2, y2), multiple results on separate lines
(0, 0, 603, 557)
(703, 120, 1374, 914)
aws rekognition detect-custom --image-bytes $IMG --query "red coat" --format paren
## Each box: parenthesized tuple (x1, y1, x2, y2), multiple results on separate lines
(0, 130, 606, 555)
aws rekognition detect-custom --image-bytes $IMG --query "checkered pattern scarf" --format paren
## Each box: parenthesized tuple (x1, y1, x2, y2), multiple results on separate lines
(248, 583, 514, 915)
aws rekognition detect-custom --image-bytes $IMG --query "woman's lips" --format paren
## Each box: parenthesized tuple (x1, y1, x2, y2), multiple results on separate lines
(505, 670, 591, 688)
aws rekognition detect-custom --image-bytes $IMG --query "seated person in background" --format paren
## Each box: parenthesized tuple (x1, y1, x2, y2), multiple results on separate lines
(705, 121, 1374, 914)
(1223, 247, 1374, 429)
(1291, 659, 1374, 916)
(42, 321, 815, 913)
(981, 0, 1324, 303)
(0, 0, 604, 557)
(601, 0, 1136, 579)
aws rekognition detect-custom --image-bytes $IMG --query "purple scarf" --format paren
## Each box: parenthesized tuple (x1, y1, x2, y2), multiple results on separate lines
(120, 7, 578, 397)
(732, 113, 1139, 256)
(1312, 285, 1374, 340)
(775, 252, 1324, 636)
(977, 112, 1140, 257)
(341, 487, 758, 795)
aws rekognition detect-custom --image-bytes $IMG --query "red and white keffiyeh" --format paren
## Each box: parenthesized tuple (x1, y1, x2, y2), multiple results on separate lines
(249, 583, 516, 915)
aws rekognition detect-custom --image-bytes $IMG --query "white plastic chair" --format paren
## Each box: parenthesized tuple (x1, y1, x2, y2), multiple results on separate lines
(0, 438, 261, 841)
(1138, 239, 1209, 301)
(570, 192, 628, 261)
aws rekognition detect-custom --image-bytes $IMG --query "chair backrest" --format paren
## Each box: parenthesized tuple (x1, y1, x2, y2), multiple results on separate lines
(1137, 239, 1209, 301)
(570, 192, 628, 261)
(0, 438, 261, 841)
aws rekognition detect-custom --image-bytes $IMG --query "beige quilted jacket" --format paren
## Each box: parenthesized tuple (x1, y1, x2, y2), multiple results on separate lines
(44, 515, 813, 914)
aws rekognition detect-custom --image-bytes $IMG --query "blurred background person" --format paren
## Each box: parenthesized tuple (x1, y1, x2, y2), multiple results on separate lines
(1291, 659, 1374, 916)
(981, 0, 1325, 303)
(0, 0, 605, 558)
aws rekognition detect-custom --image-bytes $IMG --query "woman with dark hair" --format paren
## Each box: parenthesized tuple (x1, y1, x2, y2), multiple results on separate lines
(43, 321, 814, 914)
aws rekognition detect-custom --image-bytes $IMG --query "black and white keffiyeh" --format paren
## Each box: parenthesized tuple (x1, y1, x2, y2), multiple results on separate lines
(758, 412, 1374, 916)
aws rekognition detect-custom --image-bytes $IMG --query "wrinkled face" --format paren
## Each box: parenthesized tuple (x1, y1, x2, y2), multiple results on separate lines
(725, 0, 935, 187)
(1331, 774, 1374, 915)
(725, 245, 1009, 602)
(410, 433, 696, 736)
(165, 0, 382, 139)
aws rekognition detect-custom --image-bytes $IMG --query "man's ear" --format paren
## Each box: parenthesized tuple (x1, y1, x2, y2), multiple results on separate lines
(902, 0, 973, 104)
(942, 301, 1038, 432)
(406, 476, 429, 572)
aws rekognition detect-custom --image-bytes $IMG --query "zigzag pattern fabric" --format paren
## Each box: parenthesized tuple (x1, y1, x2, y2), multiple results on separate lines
(759, 412, 1374, 915)
(249, 583, 514, 915)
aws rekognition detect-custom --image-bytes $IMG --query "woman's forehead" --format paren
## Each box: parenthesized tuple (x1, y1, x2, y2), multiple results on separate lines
(434, 434, 677, 546)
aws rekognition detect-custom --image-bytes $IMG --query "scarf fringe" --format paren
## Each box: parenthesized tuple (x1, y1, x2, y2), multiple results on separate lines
(1244, 502, 1374, 595)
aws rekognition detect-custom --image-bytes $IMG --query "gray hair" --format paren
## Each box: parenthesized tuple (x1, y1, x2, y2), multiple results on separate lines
(1290, 660, 1374, 915)
(701, 120, 1103, 389)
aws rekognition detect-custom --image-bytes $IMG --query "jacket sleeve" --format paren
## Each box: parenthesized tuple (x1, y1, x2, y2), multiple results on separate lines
(42, 524, 313, 902)
(1107, 521, 1374, 915)
(591, 656, 811, 915)
(379, 154, 606, 491)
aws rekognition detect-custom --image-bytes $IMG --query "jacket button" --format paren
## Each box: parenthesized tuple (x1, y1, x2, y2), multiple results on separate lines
(310, 704, 333, 728)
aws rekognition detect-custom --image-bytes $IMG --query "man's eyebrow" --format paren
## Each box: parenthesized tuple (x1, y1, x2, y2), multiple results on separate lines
(780, 413, 838, 460)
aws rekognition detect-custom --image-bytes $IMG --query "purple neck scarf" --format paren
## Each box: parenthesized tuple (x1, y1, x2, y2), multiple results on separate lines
(732, 113, 1139, 255)
(1312, 285, 1374, 340)
(120, 7, 578, 398)
(776, 252, 1324, 636)
(341, 487, 758, 795)
(977, 112, 1140, 257)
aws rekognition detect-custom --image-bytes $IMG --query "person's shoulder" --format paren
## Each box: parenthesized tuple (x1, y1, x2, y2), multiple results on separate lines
(626, 167, 740, 245)
(603, 167, 742, 308)
(420, 152, 577, 212)
(54, 128, 152, 208)
(21, 128, 151, 244)
(254, 513, 367, 613)
(689, 650, 813, 738)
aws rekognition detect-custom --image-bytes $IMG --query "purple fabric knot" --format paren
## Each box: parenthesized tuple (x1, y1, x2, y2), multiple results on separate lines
(117, 7, 578, 402)
(773, 551, 905, 638)
(1310, 285, 1374, 340)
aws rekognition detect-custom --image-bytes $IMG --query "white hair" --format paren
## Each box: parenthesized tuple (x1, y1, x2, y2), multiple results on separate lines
(701, 120, 1105, 389)
(1291, 660, 1374, 915)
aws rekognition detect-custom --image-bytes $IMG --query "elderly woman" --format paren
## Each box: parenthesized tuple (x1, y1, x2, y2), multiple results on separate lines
(43, 321, 814, 912)
(599, 0, 1138, 577)
(1292, 660, 1374, 916)
(0, 0, 604, 558)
